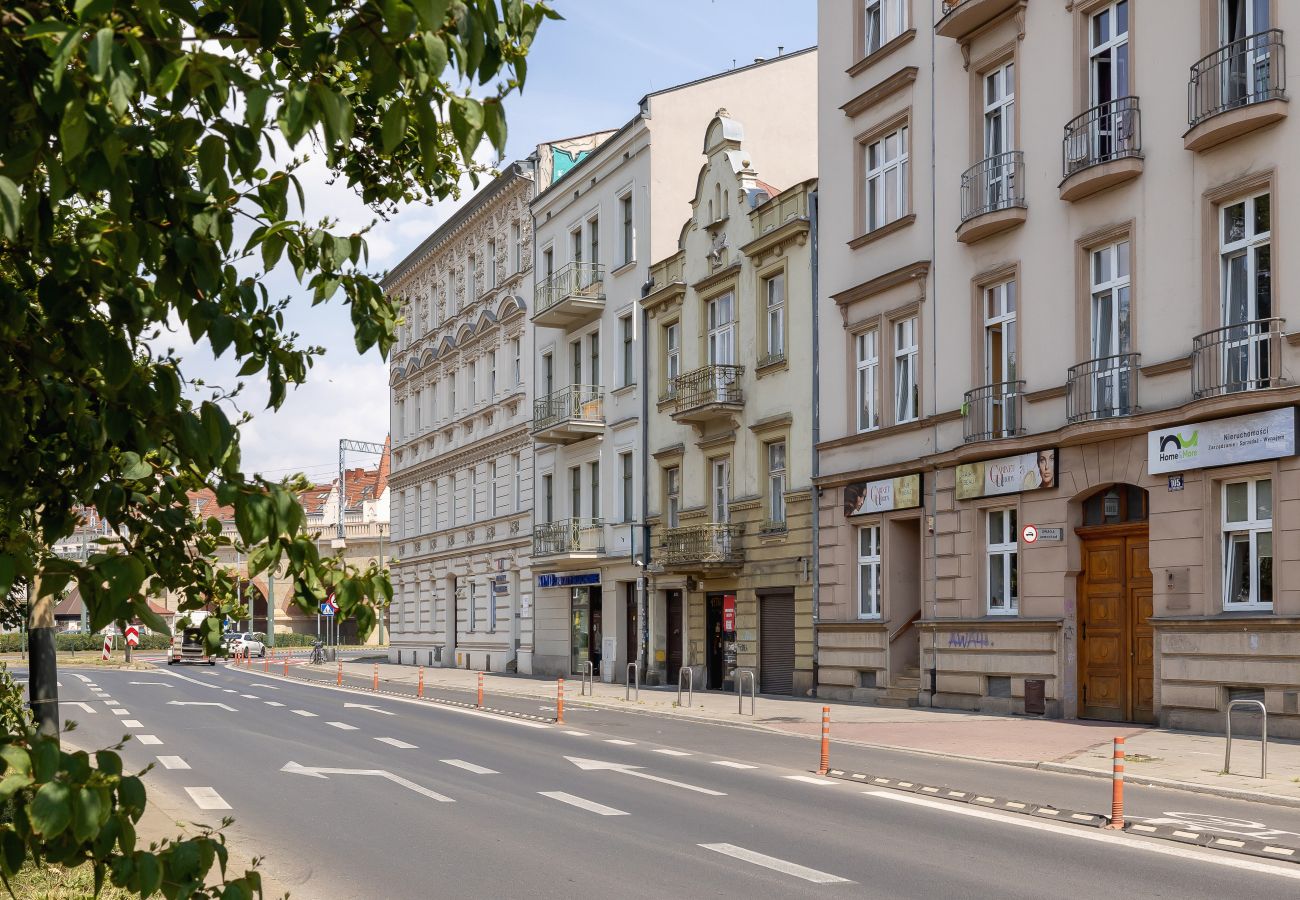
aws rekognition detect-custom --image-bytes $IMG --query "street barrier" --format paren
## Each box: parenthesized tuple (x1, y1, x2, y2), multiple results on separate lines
(1224, 698, 1268, 778)
(372, 662, 379, 692)
(477, 672, 484, 708)
(337, 660, 342, 686)
(1106, 736, 1125, 828)
(417, 666, 425, 699)
(818, 706, 831, 775)
(625, 662, 640, 702)
(556, 677, 565, 724)
(736, 668, 756, 716)
(677, 667, 694, 708)
(283, 657, 288, 676)
(581, 660, 594, 696)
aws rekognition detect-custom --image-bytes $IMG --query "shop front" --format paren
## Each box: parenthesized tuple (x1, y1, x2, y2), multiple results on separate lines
(533, 570, 601, 677)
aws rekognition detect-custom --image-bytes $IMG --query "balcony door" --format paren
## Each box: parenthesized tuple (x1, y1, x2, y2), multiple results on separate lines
(707, 293, 736, 402)
(711, 457, 731, 559)
(1089, 241, 1132, 417)
(1220, 192, 1272, 391)
(983, 62, 1015, 204)
(983, 280, 1018, 438)
(1221, 0, 1273, 106)
(1088, 1, 1130, 160)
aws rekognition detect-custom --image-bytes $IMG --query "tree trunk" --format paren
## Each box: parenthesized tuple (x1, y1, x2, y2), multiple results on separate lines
(27, 573, 59, 740)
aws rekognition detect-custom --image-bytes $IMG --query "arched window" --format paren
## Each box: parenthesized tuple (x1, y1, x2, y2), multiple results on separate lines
(1081, 484, 1147, 526)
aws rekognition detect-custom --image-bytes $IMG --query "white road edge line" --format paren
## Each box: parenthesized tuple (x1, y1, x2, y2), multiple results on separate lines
(157, 756, 190, 770)
(375, 737, 417, 749)
(441, 759, 498, 775)
(699, 843, 852, 884)
(563, 730, 589, 737)
(326, 722, 358, 731)
(184, 787, 231, 811)
(539, 791, 628, 817)
(785, 775, 837, 786)
(863, 791, 1300, 882)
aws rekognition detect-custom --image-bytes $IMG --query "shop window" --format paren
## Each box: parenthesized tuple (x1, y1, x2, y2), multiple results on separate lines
(857, 525, 882, 618)
(987, 508, 1018, 615)
(1223, 478, 1272, 609)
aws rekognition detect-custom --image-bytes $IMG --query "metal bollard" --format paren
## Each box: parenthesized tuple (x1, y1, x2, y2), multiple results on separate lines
(557, 677, 565, 725)
(372, 662, 378, 692)
(1106, 736, 1125, 829)
(818, 706, 831, 775)
(625, 662, 639, 702)
(418, 666, 425, 699)
(477, 672, 484, 708)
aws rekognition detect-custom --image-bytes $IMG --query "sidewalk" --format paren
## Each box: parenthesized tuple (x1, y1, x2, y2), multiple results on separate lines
(342, 659, 1300, 807)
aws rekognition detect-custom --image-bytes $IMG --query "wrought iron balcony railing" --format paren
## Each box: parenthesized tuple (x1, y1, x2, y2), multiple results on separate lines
(670, 364, 744, 415)
(533, 518, 604, 557)
(963, 379, 1025, 443)
(960, 150, 1025, 222)
(1063, 97, 1141, 178)
(662, 523, 743, 567)
(1192, 318, 1285, 399)
(532, 384, 604, 432)
(1189, 29, 1287, 127)
(533, 261, 605, 316)
(1066, 353, 1140, 424)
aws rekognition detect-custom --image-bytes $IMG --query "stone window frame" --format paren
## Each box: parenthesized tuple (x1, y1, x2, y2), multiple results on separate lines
(985, 505, 1020, 616)
(848, 0, 916, 75)
(1200, 170, 1275, 332)
(856, 521, 883, 620)
(854, 110, 914, 243)
(756, 257, 789, 371)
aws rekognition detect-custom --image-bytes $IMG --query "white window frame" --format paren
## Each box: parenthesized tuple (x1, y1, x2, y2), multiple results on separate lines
(511, 222, 522, 273)
(767, 441, 787, 524)
(1219, 192, 1272, 378)
(620, 314, 635, 387)
(588, 215, 600, 269)
(665, 466, 680, 529)
(986, 508, 1019, 615)
(1089, 1, 1130, 106)
(490, 461, 499, 517)
(856, 524, 882, 619)
(893, 316, 919, 424)
(469, 582, 478, 632)
(589, 461, 601, 520)
(856, 329, 879, 433)
(512, 337, 522, 386)
(866, 126, 909, 232)
(764, 272, 786, 361)
(620, 451, 634, 523)
(665, 322, 681, 394)
(619, 193, 634, 266)
(707, 293, 735, 365)
(1222, 478, 1273, 610)
(513, 453, 523, 513)
(711, 457, 730, 523)
(487, 238, 497, 289)
(864, 0, 907, 56)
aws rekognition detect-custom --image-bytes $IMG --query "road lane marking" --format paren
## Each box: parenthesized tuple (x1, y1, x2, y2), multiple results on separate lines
(72, 674, 92, 683)
(327, 722, 358, 731)
(184, 787, 231, 811)
(441, 759, 498, 775)
(167, 701, 236, 712)
(566, 757, 726, 796)
(223, 689, 237, 693)
(103, 701, 120, 706)
(250, 684, 279, 690)
(375, 737, 417, 749)
(122, 720, 142, 728)
(128, 682, 174, 687)
(539, 791, 628, 817)
(699, 843, 851, 884)
(280, 762, 453, 802)
(239, 694, 259, 699)
(785, 775, 837, 786)
(155, 670, 222, 690)
(711, 761, 759, 769)
(265, 701, 285, 707)
(604, 739, 636, 746)
(136, 735, 163, 745)
(61, 702, 97, 714)
(651, 749, 691, 757)
(111, 709, 130, 716)
(563, 730, 589, 736)
(864, 792, 1300, 881)
(344, 703, 395, 716)
(157, 756, 190, 770)
(291, 709, 317, 717)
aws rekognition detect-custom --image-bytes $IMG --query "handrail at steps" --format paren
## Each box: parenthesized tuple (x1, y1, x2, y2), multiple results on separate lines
(888, 610, 923, 644)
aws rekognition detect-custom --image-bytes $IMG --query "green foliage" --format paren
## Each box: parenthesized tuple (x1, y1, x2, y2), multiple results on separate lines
(0, 0, 554, 894)
(0, 665, 33, 740)
(0, 634, 173, 653)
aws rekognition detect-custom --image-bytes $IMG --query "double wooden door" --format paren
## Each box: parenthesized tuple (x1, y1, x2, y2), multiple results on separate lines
(1077, 527, 1154, 723)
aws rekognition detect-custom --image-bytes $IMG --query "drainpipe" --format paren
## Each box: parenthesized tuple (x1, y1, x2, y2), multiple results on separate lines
(809, 187, 820, 696)
(638, 274, 653, 683)
(927, 16, 940, 703)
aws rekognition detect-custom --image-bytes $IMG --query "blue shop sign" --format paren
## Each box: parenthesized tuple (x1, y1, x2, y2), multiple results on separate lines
(537, 572, 601, 589)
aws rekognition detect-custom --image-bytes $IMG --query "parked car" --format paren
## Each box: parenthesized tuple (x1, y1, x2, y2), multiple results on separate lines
(228, 632, 266, 657)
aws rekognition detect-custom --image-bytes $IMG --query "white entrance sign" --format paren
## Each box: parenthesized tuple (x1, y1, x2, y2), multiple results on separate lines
(1148, 408, 1296, 475)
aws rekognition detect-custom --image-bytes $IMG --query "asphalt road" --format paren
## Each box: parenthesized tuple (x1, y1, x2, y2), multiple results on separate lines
(23, 662, 1300, 899)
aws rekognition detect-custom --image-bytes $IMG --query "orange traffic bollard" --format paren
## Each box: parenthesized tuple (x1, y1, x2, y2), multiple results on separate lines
(556, 677, 565, 724)
(1107, 736, 1126, 829)
(337, 659, 343, 686)
(372, 663, 379, 692)
(263, 654, 269, 673)
(418, 666, 425, 699)
(477, 672, 484, 708)
(283, 657, 288, 676)
(818, 706, 831, 775)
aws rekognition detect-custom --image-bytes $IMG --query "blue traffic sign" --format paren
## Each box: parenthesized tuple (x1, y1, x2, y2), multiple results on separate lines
(319, 603, 335, 616)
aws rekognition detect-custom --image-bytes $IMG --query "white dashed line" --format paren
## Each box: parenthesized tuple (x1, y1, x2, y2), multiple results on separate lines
(699, 843, 851, 884)
(223, 689, 237, 693)
(711, 761, 759, 769)
(184, 787, 231, 811)
(651, 749, 691, 757)
(441, 759, 498, 775)
(291, 709, 317, 717)
(785, 775, 837, 786)
(122, 720, 143, 728)
(539, 791, 628, 816)
(73, 674, 92, 683)
(265, 701, 285, 707)
(604, 739, 636, 746)
(104, 700, 120, 706)
(563, 730, 589, 737)
(111, 709, 130, 716)
(157, 756, 190, 770)
(239, 694, 259, 699)
(326, 722, 358, 731)
(374, 737, 417, 749)
(251, 684, 279, 690)
(136, 735, 163, 746)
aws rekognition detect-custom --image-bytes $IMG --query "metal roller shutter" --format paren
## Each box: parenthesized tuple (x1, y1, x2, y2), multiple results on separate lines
(759, 593, 795, 695)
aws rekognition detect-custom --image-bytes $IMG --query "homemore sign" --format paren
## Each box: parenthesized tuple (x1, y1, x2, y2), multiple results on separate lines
(1148, 408, 1297, 475)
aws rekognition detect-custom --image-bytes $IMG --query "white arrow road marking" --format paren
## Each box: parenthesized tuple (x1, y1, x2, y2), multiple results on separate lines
(128, 682, 174, 687)
(280, 762, 453, 802)
(326, 722, 358, 731)
(184, 787, 230, 811)
(344, 703, 395, 716)
(157, 756, 190, 770)
(565, 757, 726, 796)
(167, 701, 236, 712)
(155, 670, 221, 690)
(375, 737, 417, 749)
(122, 720, 142, 728)
(136, 735, 163, 746)
(441, 759, 498, 775)
(711, 761, 759, 769)
(60, 702, 97, 714)
(699, 844, 852, 884)
(539, 791, 628, 817)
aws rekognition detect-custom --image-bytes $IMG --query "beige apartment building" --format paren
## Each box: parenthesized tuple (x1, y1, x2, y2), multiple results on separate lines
(641, 113, 817, 695)
(818, 0, 1300, 735)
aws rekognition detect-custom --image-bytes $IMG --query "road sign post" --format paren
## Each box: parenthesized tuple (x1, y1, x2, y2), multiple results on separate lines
(124, 624, 139, 663)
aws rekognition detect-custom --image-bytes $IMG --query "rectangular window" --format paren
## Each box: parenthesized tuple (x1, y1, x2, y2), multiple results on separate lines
(620, 194, 634, 266)
(512, 337, 522, 385)
(490, 462, 499, 517)
(420, 483, 431, 532)
(864, 0, 907, 56)
(893, 316, 919, 424)
(398, 396, 406, 438)
(620, 451, 634, 523)
(513, 453, 523, 513)
(866, 126, 909, 231)
(589, 461, 601, 520)
(707, 293, 735, 365)
(542, 247, 553, 282)
(665, 466, 680, 528)
(468, 359, 478, 406)
(469, 582, 478, 632)
(711, 457, 730, 523)
(857, 525, 882, 618)
(510, 222, 521, 273)
(589, 330, 601, 387)
(487, 239, 497, 289)
(571, 339, 582, 387)
(588, 216, 600, 268)
(764, 273, 785, 362)
(1089, 241, 1132, 417)
(767, 441, 787, 524)
(984, 280, 1018, 437)
(1223, 478, 1272, 609)
(541, 351, 553, 396)
(1219, 192, 1273, 391)
(488, 584, 497, 631)
(471, 468, 481, 522)
(489, 349, 497, 398)
(1089, 2, 1130, 107)
(469, 253, 478, 300)
(543, 473, 554, 523)
(620, 314, 635, 387)
(413, 389, 422, 432)
(665, 322, 681, 395)
(571, 228, 582, 266)
(987, 508, 1018, 614)
(449, 369, 457, 411)
(856, 329, 879, 432)
(569, 466, 581, 519)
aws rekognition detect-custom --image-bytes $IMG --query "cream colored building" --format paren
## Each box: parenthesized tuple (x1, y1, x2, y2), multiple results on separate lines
(818, 0, 1300, 735)
(528, 51, 818, 683)
(642, 113, 816, 695)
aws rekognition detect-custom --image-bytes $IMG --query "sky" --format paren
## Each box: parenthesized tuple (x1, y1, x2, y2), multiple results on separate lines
(187, 1, 818, 486)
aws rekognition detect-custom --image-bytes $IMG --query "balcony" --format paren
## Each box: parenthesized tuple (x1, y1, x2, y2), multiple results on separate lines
(533, 518, 604, 561)
(963, 380, 1025, 443)
(662, 523, 743, 571)
(1066, 353, 1140, 424)
(532, 262, 605, 329)
(669, 364, 744, 425)
(1192, 318, 1286, 400)
(957, 151, 1026, 243)
(1186, 30, 1288, 152)
(532, 384, 604, 445)
(1060, 98, 1143, 202)
(935, 0, 1023, 41)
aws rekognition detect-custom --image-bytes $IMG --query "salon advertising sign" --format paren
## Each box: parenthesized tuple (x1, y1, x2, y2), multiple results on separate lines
(844, 474, 922, 517)
(1148, 407, 1296, 475)
(955, 450, 1058, 500)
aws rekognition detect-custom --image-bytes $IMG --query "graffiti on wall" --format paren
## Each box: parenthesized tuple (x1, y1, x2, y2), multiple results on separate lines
(947, 632, 994, 649)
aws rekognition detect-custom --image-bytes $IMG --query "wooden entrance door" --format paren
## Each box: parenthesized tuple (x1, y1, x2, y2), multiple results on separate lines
(1078, 526, 1153, 723)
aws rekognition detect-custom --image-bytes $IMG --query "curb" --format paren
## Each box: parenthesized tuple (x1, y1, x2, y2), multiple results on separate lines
(823, 766, 1300, 865)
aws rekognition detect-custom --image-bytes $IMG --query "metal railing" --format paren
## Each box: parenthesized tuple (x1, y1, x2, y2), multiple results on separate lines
(625, 662, 639, 701)
(960, 150, 1024, 222)
(581, 660, 594, 696)
(1191, 318, 1285, 399)
(1189, 29, 1287, 127)
(533, 261, 605, 315)
(532, 384, 604, 432)
(1063, 97, 1141, 178)
(1066, 353, 1140, 423)
(670, 364, 744, 414)
(677, 667, 694, 708)
(662, 523, 744, 567)
(736, 668, 756, 716)
(532, 518, 604, 557)
(1224, 699, 1267, 778)
(963, 379, 1025, 443)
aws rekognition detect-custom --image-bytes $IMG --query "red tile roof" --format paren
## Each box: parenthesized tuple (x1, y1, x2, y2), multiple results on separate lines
(187, 488, 235, 523)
